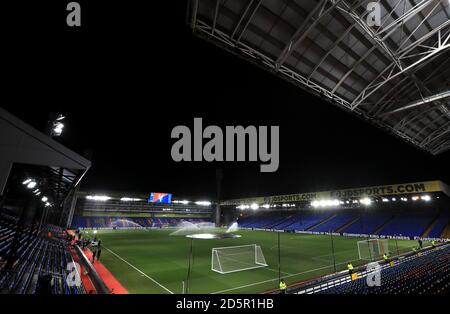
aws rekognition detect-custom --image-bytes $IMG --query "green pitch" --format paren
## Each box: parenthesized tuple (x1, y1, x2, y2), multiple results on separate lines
(89, 229, 424, 294)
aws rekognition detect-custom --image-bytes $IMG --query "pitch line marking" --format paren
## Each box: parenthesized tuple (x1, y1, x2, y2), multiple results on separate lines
(102, 245, 174, 294)
(210, 258, 360, 294)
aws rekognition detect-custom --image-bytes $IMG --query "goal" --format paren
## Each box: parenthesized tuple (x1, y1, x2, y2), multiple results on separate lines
(211, 244, 268, 274)
(357, 239, 389, 261)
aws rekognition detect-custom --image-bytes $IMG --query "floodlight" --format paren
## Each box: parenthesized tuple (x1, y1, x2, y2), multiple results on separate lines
(52, 122, 65, 136)
(56, 114, 66, 121)
(174, 200, 190, 205)
(41, 196, 48, 202)
(250, 203, 259, 210)
(382, 198, 389, 202)
(421, 195, 431, 202)
(360, 198, 372, 206)
(120, 197, 142, 202)
(262, 204, 270, 209)
(86, 195, 111, 201)
(22, 179, 32, 185)
(195, 201, 212, 206)
(26, 181, 37, 189)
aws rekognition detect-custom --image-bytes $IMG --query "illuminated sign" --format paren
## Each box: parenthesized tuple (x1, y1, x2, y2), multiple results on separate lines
(149, 193, 172, 203)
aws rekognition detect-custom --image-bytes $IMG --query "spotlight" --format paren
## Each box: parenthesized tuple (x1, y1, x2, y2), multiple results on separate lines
(26, 181, 37, 189)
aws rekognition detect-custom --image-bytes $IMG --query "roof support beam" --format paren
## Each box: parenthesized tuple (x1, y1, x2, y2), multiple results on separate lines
(231, 0, 262, 43)
(190, 0, 199, 29)
(351, 26, 450, 109)
(420, 123, 450, 147)
(211, 0, 221, 35)
(381, 90, 450, 116)
(275, 0, 341, 70)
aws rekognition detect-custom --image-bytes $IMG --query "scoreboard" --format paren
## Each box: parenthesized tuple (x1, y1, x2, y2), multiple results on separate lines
(149, 192, 172, 204)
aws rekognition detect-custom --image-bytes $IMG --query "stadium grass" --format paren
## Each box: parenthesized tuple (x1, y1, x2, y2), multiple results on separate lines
(88, 229, 426, 294)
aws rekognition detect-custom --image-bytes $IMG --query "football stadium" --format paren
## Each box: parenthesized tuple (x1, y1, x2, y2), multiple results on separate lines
(1, 0, 450, 298)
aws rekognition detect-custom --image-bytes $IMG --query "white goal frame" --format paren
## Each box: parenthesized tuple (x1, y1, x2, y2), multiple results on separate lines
(357, 239, 389, 261)
(211, 244, 268, 274)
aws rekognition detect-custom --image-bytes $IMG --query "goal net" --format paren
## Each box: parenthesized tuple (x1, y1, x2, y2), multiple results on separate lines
(357, 239, 389, 261)
(211, 244, 268, 274)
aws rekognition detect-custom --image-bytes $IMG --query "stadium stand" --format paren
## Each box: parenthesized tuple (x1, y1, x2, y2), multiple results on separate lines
(342, 213, 392, 235)
(0, 217, 84, 294)
(311, 244, 450, 294)
(239, 206, 449, 238)
(377, 210, 439, 237)
(71, 215, 211, 229)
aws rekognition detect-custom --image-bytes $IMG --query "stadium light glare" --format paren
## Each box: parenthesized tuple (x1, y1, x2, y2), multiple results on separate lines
(56, 114, 66, 121)
(412, 196, 419, 201)
(262, 204, 270, 209)
(52, 122, 65, 136)
(26, 181, 37, 189)
(421, 195, 431, 202)
(45, 202, 51, 207)
(195, 201, 212, 206)
(32, 189, 40, 194)
(311, 199, 340, 208)
(22, 178, 32, 185)
(360, 198, 372, 206)
(174, 200, 190, 205)
(382, 198, 390, 202)
(250, 203, 259, 210)
(120, 197, 142, 202)
(86, 195, 111, 202)
(41, 196, 48, 202)
(392, 197, 397, 201)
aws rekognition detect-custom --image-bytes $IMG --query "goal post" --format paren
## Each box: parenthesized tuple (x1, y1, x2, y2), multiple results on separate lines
(357, 239, 389, 261)
(211, 244, 268, 274)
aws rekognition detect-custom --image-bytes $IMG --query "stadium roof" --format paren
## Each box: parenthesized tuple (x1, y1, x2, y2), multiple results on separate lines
(221, 180, 450, 205)
(0, 107, 91, 205)
(188, 0, 450, 154)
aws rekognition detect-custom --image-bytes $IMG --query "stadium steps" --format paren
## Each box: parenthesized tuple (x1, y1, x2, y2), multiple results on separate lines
(267, 215, 294, 229)
(305, 214, 337, 231)
(421, 214, 441, 238)
(373, 215, 395, 235)
(336, 216, 360, 233)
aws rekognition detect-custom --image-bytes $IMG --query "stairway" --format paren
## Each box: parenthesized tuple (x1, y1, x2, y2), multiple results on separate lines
(306, 214, 336, 231)
(373, 215, 395, 235)
(336, 216, 360, 233)
(421, 214, 440, 238)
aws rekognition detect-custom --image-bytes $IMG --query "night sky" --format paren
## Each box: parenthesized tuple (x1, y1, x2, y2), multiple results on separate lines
(2, 1, 449, 200)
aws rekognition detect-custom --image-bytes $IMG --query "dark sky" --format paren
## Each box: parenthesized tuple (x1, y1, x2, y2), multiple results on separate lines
(2, 1, 449, 200)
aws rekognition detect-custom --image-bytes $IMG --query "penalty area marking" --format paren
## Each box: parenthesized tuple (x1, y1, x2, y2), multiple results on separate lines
(102, 245, 174, 294)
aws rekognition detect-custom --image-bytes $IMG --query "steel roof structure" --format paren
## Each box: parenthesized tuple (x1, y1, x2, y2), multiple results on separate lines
(0, 107, 91, 207)
(188, 0, 450, 154)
